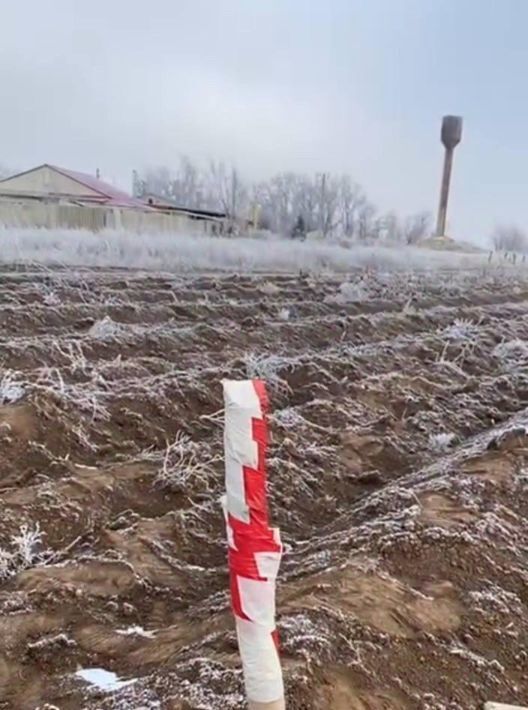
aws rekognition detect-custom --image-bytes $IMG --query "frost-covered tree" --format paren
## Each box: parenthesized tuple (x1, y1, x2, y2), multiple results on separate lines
(134, 159, 429, 241)
(403, 212, 432, 244)
(491, 224, 528, 253)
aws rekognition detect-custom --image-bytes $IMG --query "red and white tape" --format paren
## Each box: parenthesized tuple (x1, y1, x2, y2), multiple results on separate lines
(222, 380, 285, 709)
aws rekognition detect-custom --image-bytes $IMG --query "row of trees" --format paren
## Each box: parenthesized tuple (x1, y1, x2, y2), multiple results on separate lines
(133, 158, 432, 243)
(4, 157, 524, 251)
(491, 224, 528, 253)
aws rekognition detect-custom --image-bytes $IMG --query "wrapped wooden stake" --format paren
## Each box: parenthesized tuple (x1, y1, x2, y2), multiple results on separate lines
(222, 380, 285, 709)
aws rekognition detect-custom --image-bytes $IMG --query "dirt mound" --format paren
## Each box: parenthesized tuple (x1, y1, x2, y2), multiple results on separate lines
(1, 266, 528, 708)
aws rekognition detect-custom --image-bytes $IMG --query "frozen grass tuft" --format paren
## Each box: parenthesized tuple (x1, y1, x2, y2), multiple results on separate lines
(243, 352, 291, 393)
(154, 432, 220, 493)
(89, 316, 125, 341)
(0, 227, 489, 273)
(0, 371, 26, 405)
(493, 339, 528, 371)
(0, 524, 49, 580)
(443, 318, 479, 341)
(259, 281, 281, 295)
(429, 432, 456, 453)
(327, 280, 370, 304)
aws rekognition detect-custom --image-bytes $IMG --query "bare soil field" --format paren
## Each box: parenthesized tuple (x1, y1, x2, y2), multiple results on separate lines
(1, 264, 528, 709)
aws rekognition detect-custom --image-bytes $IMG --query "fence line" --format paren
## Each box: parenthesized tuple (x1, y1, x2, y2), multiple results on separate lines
(0, 201, 218, 235)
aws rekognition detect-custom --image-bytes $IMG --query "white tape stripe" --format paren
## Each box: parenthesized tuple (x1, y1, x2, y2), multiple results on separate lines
(254, 550, 282, 580)
(237, 576, 277, 628)
(223, 380, 262, 523)
(236, 617, 284, 704)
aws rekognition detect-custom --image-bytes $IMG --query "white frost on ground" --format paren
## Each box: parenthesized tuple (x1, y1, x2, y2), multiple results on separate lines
(75, 668, 137, 692)
(0, 371, 26, 405)
(0, 227, 490, 272)
(115, 626, 156, 639)
(493, 339, 528, 371)
(325, 280, 370, 304)
(429, 432, 456, 452)
(88, 316, 126, 341)
(443, 318, 480, 341)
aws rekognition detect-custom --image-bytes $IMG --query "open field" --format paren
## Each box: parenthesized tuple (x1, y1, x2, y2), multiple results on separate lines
(1, 262, 528, 709)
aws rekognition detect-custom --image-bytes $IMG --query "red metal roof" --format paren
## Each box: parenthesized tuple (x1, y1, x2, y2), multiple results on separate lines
(49, 165, 146, 209)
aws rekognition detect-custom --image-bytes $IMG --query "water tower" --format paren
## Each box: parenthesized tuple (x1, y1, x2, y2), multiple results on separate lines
(436, 115, 463, 237)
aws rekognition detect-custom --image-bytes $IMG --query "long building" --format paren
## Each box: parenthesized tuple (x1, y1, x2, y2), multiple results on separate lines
(0, 164, 226, 234)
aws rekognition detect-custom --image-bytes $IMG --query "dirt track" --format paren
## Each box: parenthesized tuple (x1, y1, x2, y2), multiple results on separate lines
(1, 265, 528, 709)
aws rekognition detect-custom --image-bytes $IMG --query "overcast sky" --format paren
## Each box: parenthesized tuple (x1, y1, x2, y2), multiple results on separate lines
(2, 0, 528, 241)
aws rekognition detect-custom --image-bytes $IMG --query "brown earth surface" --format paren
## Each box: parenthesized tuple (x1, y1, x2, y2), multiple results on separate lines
(0, 265, 528, 708)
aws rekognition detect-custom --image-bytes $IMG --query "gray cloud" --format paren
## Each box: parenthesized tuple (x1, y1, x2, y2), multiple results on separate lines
(2, 0, 528, 241)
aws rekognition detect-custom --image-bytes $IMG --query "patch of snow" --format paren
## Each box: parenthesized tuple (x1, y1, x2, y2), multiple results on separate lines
(75, 668, 137, 692)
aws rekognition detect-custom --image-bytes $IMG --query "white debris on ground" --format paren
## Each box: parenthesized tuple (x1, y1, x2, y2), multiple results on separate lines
(115, 626, 156, 639)
(75, 668, 137, 692)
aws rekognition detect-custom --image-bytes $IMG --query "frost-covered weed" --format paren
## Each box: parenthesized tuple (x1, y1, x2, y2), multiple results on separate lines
(259, 281, 281, 296)
(272, 406, 305, 428)
(154, 432, 220, 493)
(443, 318, 479, 341)
(0, 371, 26, 405)
(0, 524, 49, 580)
(493, 339, 528, 371)
(243, 352, 291, 393)
(89, 315, 125, 341)
(325, 281, 369, 304)
(429, 432, 456, 453)
(52, 340, 89, 374)
(0, 228, 489, 272)
(280, 614, 333, 656)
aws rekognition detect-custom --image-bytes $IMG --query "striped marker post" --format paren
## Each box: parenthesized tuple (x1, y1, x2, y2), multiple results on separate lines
(222, 380, 285, 709)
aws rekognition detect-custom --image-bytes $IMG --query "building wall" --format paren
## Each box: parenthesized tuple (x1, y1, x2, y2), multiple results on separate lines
(0, 166, 100, 197)
(0, 199, 220, 235)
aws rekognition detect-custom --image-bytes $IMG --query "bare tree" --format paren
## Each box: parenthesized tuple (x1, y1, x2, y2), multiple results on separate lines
(317, 173, 341, 238)
(403, 212, 432, 245)
(357, 202, 378, 241)
(338, 177, 367, 238)
(207, 162, 248, 225)
(134, 161, 430, 242)
(491, 224, 528, 253)
(171, 156, 202, 208)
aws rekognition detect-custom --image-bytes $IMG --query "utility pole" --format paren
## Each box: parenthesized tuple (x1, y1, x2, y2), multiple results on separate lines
(436, 115, 463, 237)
